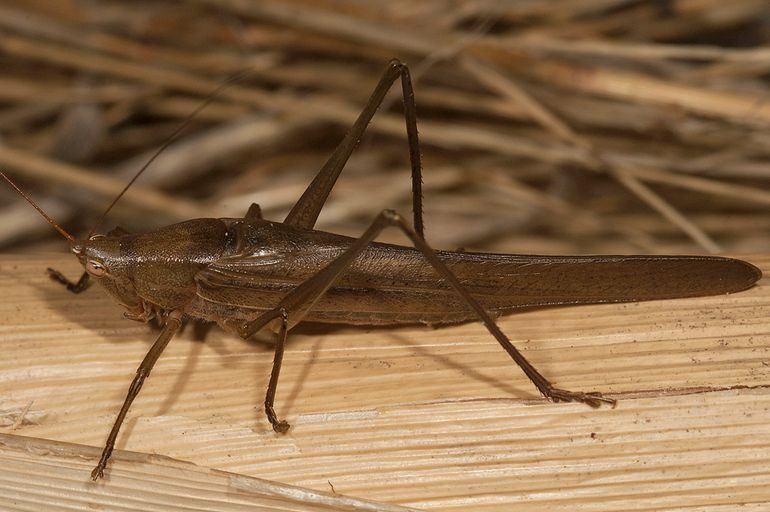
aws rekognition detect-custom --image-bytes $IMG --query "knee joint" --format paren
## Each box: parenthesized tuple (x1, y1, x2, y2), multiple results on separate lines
(380, 209, 403, 223)
(388, 58, 406, 71)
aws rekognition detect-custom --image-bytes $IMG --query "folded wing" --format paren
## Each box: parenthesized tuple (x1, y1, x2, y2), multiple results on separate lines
(195, 222, 761, 325)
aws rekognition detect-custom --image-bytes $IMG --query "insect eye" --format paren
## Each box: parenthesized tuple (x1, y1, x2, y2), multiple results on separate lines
(89, 234, 105, 241)
(86, 259, 107, 277)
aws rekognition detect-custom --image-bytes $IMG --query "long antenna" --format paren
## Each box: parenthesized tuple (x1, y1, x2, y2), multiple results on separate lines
(88, 69, 254, 237)
(1, 170, 75, 242)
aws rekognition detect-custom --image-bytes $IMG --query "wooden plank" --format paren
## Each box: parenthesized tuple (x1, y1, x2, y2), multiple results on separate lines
(0, 433, 420, 511)
(1, 253, 769, 510)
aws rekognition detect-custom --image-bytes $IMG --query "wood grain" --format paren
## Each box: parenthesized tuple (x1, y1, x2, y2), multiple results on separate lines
(1, 253, 769, 510)
(0, 433, 419, 512)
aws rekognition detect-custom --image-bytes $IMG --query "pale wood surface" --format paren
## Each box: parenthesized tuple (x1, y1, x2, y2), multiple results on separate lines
(0, 433, 419, 512)
(1, 253, 769, 510)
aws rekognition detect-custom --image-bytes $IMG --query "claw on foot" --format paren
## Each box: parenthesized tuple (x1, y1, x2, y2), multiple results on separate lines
(272, 420, 291, 433)
(548, 388, 617, 408)
(90, 464, 105, 481)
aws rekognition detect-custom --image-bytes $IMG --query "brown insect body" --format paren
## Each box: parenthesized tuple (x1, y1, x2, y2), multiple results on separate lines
(80, 216, 761, 329)
(2, 59, 763, 480)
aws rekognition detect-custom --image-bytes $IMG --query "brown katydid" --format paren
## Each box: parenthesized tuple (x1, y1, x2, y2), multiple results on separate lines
(1, 60, 762, 481)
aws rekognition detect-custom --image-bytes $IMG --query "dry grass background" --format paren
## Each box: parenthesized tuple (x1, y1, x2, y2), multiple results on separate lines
(2, 1, 770, 511)
(1, 0, 769, 255)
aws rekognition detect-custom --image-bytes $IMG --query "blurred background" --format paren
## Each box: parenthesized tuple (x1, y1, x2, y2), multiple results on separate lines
(1, 0, 770, 256)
